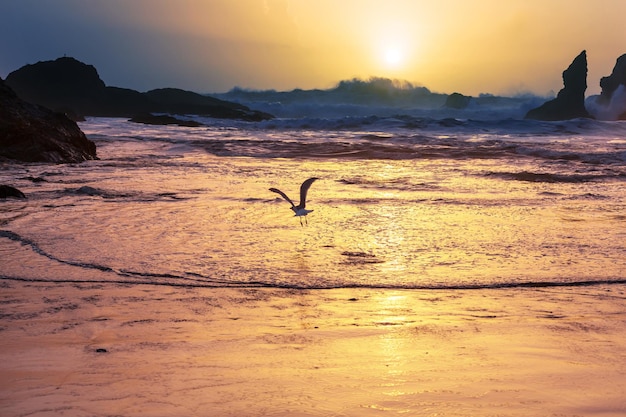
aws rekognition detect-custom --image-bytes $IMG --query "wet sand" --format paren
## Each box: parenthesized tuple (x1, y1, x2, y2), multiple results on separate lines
(1, 280, 625, 416)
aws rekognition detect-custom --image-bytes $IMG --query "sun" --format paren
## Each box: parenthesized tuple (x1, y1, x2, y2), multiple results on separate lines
(383, 48, 404, 68)
(370, 23, 414, 73)
(376, 40, 410, 71)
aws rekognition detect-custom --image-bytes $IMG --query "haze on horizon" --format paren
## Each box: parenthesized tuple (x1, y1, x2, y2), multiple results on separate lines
(1, 0, 625, 97)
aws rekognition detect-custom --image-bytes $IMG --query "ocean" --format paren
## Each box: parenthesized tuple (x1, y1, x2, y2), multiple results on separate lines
(1, 84, 625, 290)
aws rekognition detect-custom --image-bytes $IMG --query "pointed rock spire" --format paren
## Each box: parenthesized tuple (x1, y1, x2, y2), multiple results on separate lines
(525, 50, 593, 121)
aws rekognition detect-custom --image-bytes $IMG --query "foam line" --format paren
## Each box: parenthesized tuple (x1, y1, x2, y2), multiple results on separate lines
(0, 230, 236, 286)
(2, 230, 625, 291)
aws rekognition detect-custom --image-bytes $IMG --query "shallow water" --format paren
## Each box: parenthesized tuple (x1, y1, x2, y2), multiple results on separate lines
(1, 117, 625, 289)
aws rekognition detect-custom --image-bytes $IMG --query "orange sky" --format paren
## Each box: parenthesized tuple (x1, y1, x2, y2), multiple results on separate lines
(2, 0, 625, 95)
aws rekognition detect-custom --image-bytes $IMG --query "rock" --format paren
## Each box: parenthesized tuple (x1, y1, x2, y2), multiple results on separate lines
(0, 77, 98, 163)
(23, 176, 46, 183)
(0, 185, 26, 199)
(75, 186, 102, 196)
(598, 54, 626, 105)
(4, 57, 106, 117)
(445, 92, 472, 109)
(129, 114, 204, 127)
(589, 54, 626, 120)
(5, 57, 157, 118)
(144, 88, 274, 121)
(5, 57, 274, 121)
(525, 50, 593, 121)
(96, 86, 155, 117)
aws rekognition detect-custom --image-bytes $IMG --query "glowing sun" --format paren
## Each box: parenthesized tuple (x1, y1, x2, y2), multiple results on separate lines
(378, 43, 408, 71)
(380, 46, 406, 70)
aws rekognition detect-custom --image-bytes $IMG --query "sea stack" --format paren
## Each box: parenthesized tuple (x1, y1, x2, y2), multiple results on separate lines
(591, 53, 626, 120)
(598, 54, 626, 104)
(525, 50, 592, 121)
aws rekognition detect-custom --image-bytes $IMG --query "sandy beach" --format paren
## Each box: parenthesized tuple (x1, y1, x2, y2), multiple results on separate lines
(3, 2, 626, 417)
(1, 280, 625, 417)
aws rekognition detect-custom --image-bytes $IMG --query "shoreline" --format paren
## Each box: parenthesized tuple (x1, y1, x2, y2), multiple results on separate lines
(1, 281, 626, 416)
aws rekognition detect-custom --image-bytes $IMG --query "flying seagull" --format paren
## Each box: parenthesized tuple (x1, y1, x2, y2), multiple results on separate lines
(269, 177, 319, 226)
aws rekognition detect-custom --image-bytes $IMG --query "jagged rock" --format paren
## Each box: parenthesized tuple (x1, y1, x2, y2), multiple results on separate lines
(0, 185, 26, 199)
(5, 57, 274, 121)
(591, 54, 626, 120)
(598, 54, 626, 105)
(445, 92, 472, 109)
(0, 77, 97, 163)
(525, 50, 593, 121)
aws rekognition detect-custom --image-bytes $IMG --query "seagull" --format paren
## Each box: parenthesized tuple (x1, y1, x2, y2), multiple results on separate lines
(269, 177, 319, 226)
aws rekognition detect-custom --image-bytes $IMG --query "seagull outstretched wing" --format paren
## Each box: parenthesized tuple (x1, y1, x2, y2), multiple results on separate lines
(269, 187, 296, 208)
(298, 177, 319, 209)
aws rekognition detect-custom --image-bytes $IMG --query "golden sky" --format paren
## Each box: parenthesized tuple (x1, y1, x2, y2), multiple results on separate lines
(2, 0, 625, 95)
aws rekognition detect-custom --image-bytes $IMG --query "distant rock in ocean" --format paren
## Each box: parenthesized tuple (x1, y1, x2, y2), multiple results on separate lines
(129, 113, 204, 127)
(0, 77, 97, 163)
(0, 185, 26, 199)
(444, 92, 472, 109)
(525, 50, 593, 121)
(586, 53, 626, 120)
(5, 57, 274, 121)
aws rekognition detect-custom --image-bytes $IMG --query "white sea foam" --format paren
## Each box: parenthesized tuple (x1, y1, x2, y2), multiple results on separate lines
(586, 84, 626, 120)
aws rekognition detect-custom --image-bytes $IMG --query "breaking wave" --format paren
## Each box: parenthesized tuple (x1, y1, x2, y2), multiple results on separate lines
(214, 77, 548, 120)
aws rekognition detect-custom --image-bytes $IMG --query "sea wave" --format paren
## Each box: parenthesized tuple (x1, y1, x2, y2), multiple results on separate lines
(160, 131, 626, 167)
(83, 115, 626, 168)
(483, 171, 625, 183)
(183, 113, 626, 145)
(214, 77, 546, 120)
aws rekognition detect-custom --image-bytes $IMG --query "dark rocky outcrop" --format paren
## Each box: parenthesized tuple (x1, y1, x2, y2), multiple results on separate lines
(525, 50, 593, 121)
(0, 185, 26, 199)
(0, 77, 97, 163)
(144, 88, 273, 121)
(598, 54, 626, 105)
(5, 57, 274, 121)
(129, 114, 204, 127)
(4, 57, 110, 118)
(591, 54, 626, 120)
(444, 92, 472, 109)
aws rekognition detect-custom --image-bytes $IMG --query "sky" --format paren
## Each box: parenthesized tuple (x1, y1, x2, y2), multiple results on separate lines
(1, 0, 625, 96)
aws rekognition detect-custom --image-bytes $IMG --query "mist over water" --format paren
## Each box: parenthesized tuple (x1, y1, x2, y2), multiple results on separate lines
(1, 88, 625, 290)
